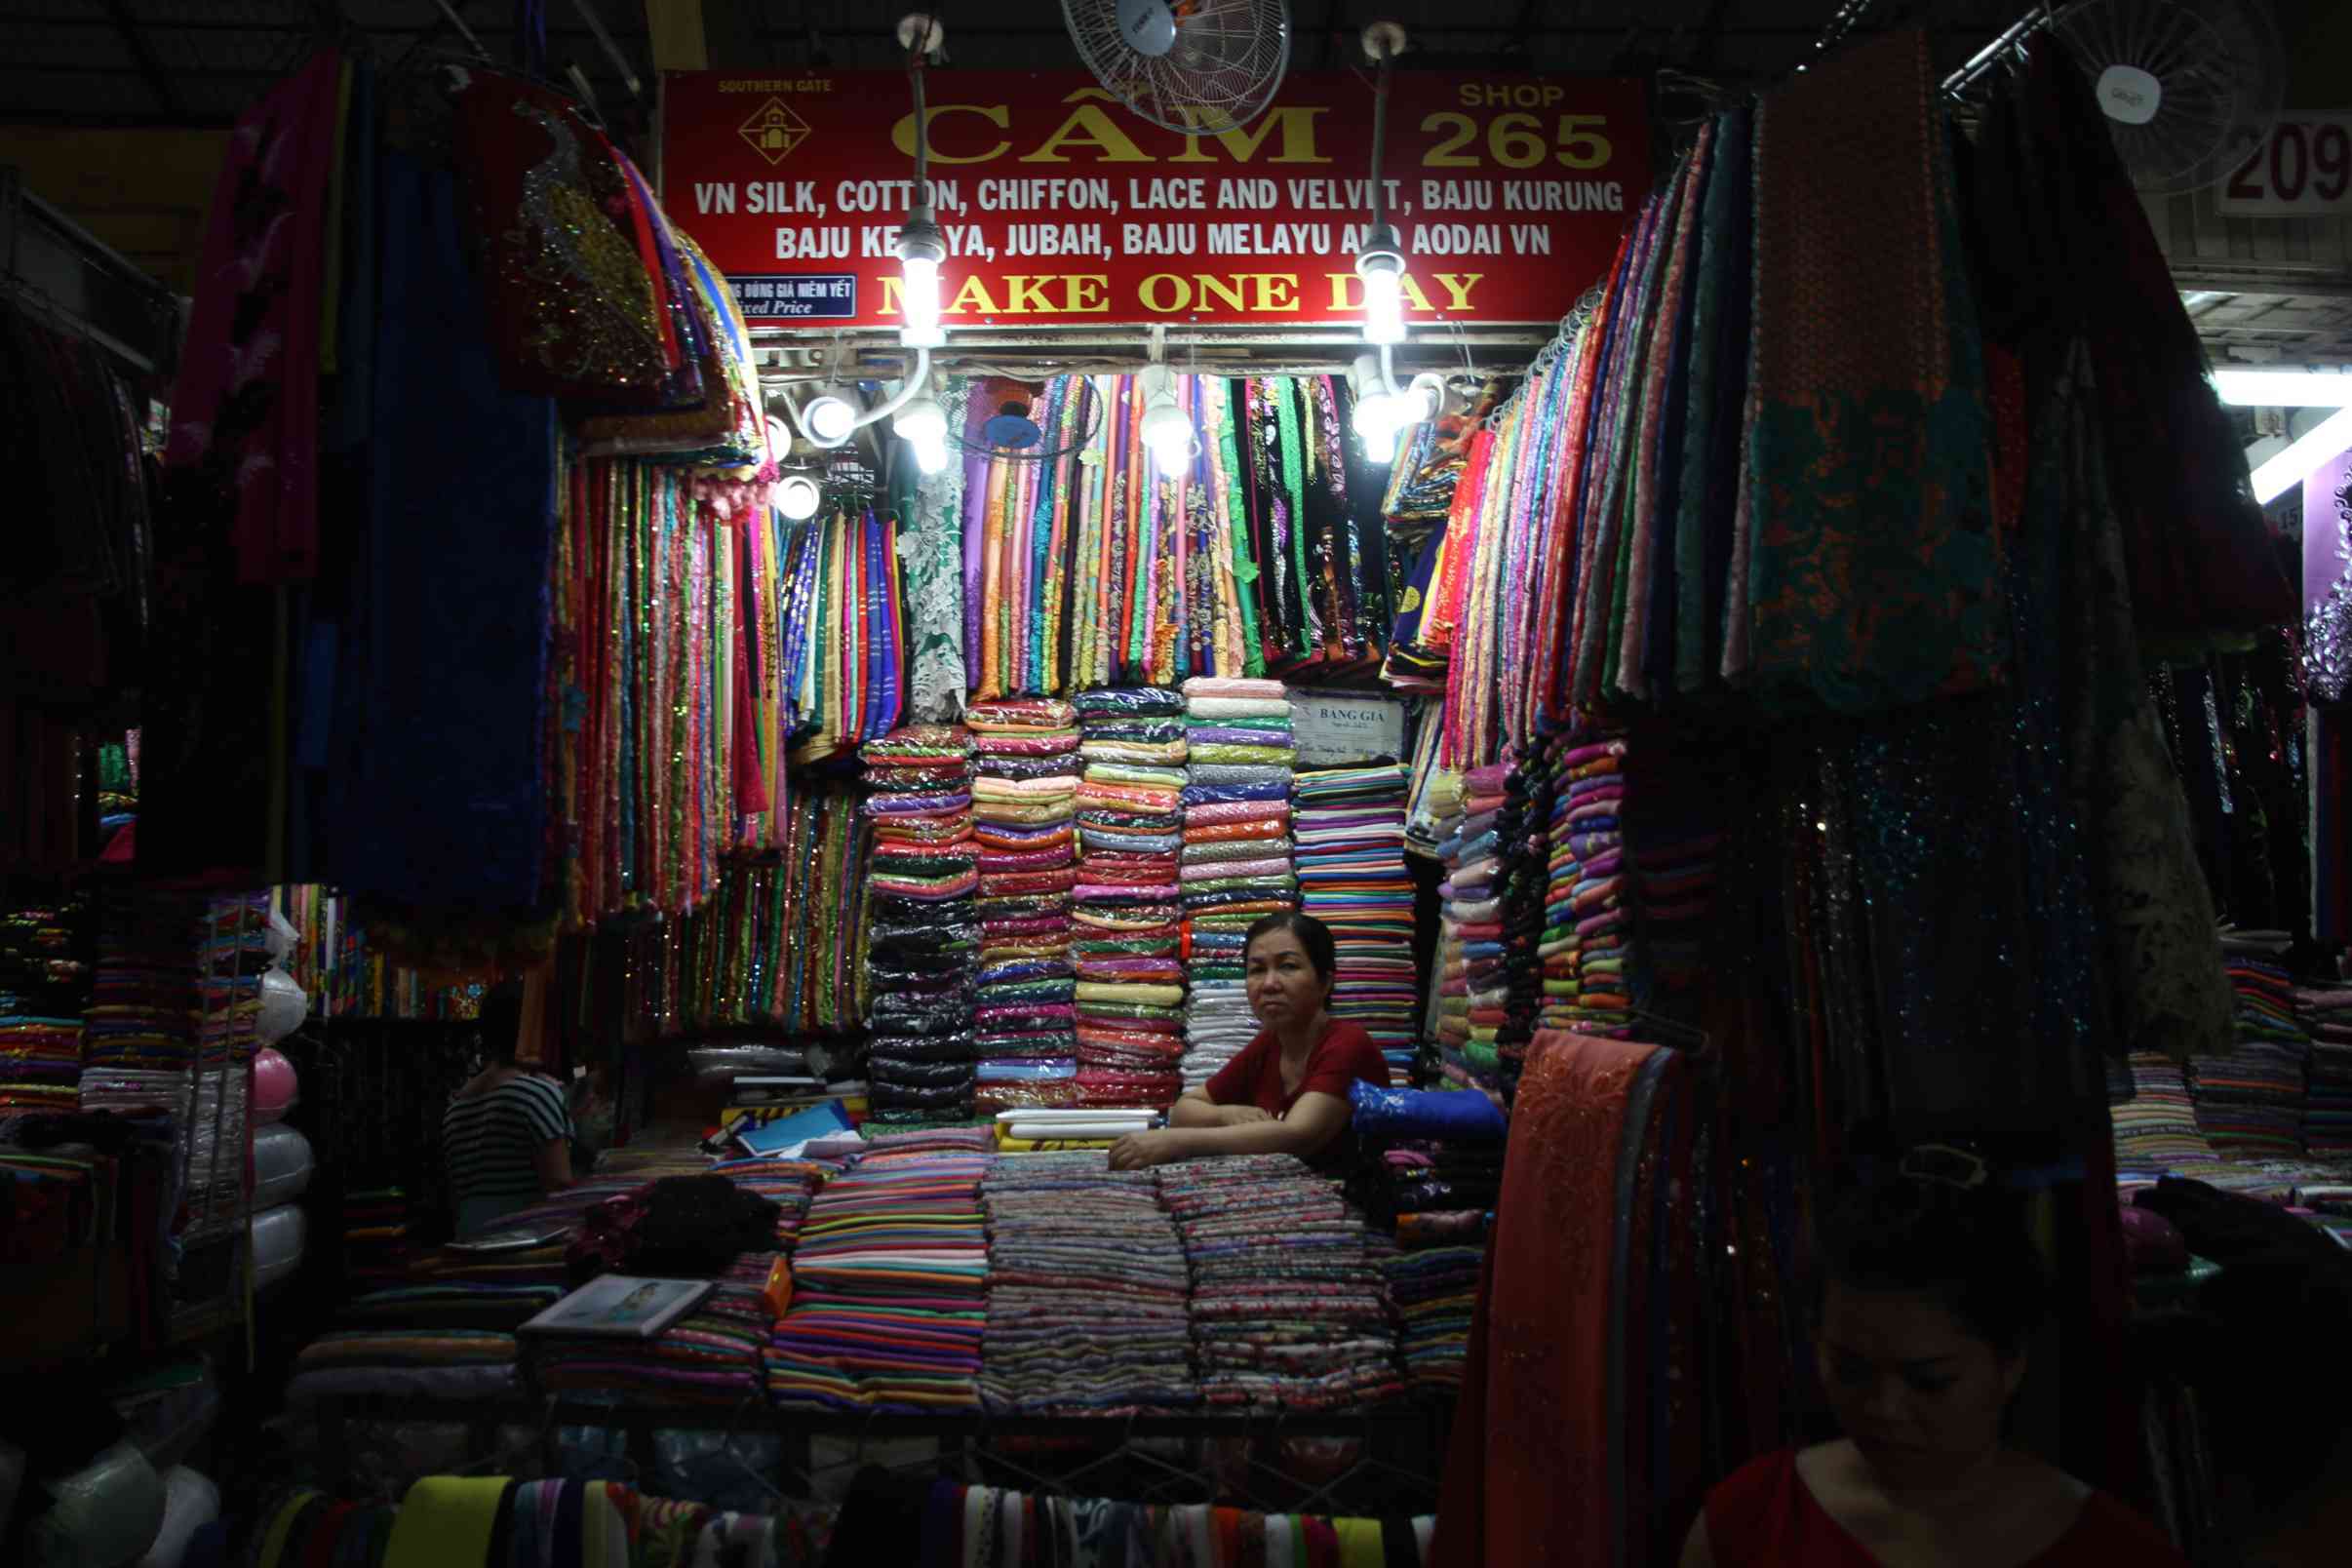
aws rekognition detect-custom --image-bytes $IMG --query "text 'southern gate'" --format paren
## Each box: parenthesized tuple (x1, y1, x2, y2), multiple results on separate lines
(659, 69, 1652, 330)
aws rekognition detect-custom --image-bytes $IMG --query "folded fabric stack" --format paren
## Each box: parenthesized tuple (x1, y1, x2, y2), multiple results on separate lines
(1488, 752, 1550, 1098)
(78, 889, 200, 1109)
(284, 1327, 519, 1411)
(767, 1134, 992, 1410)
(0, 896, 93, 1115)
(978, 1150, 1196, 1412)
(1292, 766, 1419, 1076)
(861, 725, 980, 1127)
(1540, 735, 1634, 1039)
(2189, 947, 2310, 1161)
(1178, 678, 1298, 1093)
(1435, 766, 1510, 1106)
(2297, 983, 2352, 1160)
(1345, 1082, 1505, 1390)
(534, 1279, 773, 1408)
(1417, 775, 1474, 1096)
(338, 1279, 567, 1331)
(966, 699, 1084, 1112)
(1158, 1154, 1401, 1410)
(1071, 687, 1191, 1110)
(341, 1187, 420, 1289)
(2110, 1053, 2219, 1173)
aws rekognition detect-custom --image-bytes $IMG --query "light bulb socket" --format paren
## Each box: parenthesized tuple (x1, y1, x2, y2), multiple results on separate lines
(776, 472, 823, 521)
(800, 391, 859, 448)
(897, 218, 946, 266)
(1355, 226, 1405, 278)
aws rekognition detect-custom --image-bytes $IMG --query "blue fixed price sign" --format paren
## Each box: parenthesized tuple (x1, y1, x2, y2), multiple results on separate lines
(728, 273, 857, 319)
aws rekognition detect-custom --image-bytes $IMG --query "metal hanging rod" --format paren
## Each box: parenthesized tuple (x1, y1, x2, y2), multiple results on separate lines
(1941, 1, 2060, 99)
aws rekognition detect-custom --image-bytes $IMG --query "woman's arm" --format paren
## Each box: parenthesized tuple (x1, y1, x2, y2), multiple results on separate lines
(1108, 1091, 1349, 1170)
(1167, 1089, 1273, 1129)
(1677, 1516, 1714, 1568)
(532, 1136, 573, 1195)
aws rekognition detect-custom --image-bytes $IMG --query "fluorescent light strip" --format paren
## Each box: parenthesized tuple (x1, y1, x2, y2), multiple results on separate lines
(2213, 370, 2352, 407)
(2251, 405, 2352, 505)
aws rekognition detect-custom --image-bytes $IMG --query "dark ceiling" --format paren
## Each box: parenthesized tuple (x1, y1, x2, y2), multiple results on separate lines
(0, 0, 2046, 132)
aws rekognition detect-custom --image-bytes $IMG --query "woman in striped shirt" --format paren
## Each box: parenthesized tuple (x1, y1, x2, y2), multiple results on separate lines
(443, 983, 574, 1235)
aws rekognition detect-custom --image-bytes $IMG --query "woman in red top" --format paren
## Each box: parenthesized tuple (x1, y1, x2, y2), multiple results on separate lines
(1683, 1161, 2185, 1568)
(1107, 912, 1391, 1171)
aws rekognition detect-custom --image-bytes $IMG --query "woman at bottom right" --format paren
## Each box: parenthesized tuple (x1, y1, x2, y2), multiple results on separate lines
(1681, 1167, 2184, 1567)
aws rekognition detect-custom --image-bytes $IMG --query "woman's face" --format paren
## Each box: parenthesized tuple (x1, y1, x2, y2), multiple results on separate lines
(1816, 1283, 2023, 1488)
(1245, 928, 1329, 1028)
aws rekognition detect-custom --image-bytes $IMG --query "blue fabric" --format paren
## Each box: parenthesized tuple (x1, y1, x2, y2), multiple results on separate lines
(1349, 1080, 1509, 1142)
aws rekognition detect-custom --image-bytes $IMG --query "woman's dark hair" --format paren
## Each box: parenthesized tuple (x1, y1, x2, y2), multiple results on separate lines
(477, 981, 527, 1065)
(1242, 911, 1337, 989)
(1815, 1172, 2051, 1358)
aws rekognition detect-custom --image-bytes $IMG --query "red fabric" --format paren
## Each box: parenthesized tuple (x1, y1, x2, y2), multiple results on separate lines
(1201, 1019, 1391, 1116)
(1699, 1449, 2186, 1566)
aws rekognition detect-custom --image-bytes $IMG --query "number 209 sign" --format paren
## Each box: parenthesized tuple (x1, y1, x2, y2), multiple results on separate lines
(2216, 115, 2352, 217)
(659, 69, 1650, 329)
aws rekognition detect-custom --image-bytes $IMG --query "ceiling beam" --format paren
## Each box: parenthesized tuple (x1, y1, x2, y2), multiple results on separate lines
(99, 0, 184, 120)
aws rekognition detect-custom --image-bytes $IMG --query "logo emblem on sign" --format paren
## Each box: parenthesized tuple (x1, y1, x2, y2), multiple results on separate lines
(739, 98, 811, 165)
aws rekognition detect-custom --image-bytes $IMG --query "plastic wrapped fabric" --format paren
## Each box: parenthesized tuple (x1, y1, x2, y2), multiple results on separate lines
(971, 798, 1080, 825)
(870, 815, 977, 847)
(1073, 957, 1186, 983)
(976, 959, 1074, 985)
(1185, 765, 1296, 790)
(1185, 725, 1296, 748)
(1181, 676, 1287, 700)
(866, 953, 977, 987)
(1348, 1080, 1510, 1141)
(970, 895, 1068, 922)
(868, 1056, 978, 1088)
(973, 979, 1076, 1006)
(1186, 744, 1298, 767)
(25, 1441, 164, 1568)
(861, 789, 974, 817)
(975, 1030, 1078, 1054)
(1181, 819, 1291, 845)
(976, 869, 1079, 898)
(1077, 808, 1181, 832)
(1079, 761, 1192, 788)
(869, 868, 981, 900)
(970, 730, 1081, 756)
(1078, 741, 1189, 765)
(972, 1003, 1077, 1032)
(965, 697, 1078, 728)
(1179, 891, 1295, 915)
(1181, 837, 1296, 865)
(974, 753, 1086, 781)
(861, 724, 973, 762)
(970, 777, 1080, 804)
(1078, 829, 1183, 857)
(864, 1000, 974, 1037)
(866, 1033, 975, 1065)
(1072, 904, 1182, 929)
(1183, 695, 1291, 719)
(974, 1060, 1078, 1082)
(1073, 686, 1188, 718)
(686, 1043, 814, 1077)
(1076, 719, 1185, 744)
(872, 844, 981, 876)
(866, 1080, 973, 1112)
(1179, 780, 1291, 805)
(976, 845, 1078, 872)
(865, 764, 973, 791)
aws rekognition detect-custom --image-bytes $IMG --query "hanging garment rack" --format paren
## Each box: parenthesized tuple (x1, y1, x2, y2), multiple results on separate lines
(0, 166, 183, 378)
(1942, 2, 2061, 100)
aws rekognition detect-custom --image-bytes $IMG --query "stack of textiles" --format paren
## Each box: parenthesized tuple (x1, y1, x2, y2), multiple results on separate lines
(532, 1278, 773, 1408)
(1489, 750, 1551, 1093)
(2190, 946, 2311, 1160)
(977, 1150, 1197, 1412)
(1539, 734, 1634, 1036)
(1346, 1083, 1507, 1391)
(2298, 983, 2352, 1160)
(338, 1278, 567, 1331)
(860, 726, 980, 1127)
(2109, 1054, 2219, 1172)
(766, 1131, 992, 1410)
(341, 1188, 417, 1289)
(1158, 1154, 1402, 1410)
(1072, 687, 1191, 1109)
(284, 1328, 519, 1412)
(1435, 766, 1510, 1104)
(1178, 678, 1298, 1091)
(830, 1480, 1434, 1563)
(1290, 765, 1419, 1075)
(679, 790, 869, 1032)
(705, 1156, 830, 1254)
(248, 1478, 839, 1568)
(0, 896, 93, 1114)
(966, 699, 1083, 1105)
(77, 890, 200, 1113)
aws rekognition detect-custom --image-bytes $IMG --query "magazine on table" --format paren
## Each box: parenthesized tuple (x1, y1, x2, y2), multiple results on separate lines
(519, 1275, 713, 1340)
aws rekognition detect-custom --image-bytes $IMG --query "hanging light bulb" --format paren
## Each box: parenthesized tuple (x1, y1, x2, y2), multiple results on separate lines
(1355, 242, 1408, 346)
(912, 434, 951, 477)
(897, 228, 945, 348)
(777, 472, 822, 521)
(894, 393, 948, 449)
(800, 390, 858, 448)
(1138, 364, 1193, 473)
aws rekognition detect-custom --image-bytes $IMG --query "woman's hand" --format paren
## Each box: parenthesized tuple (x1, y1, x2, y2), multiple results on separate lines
(1108, 1129, 1189, 1171)
(1216, 1105, 1274, 1127)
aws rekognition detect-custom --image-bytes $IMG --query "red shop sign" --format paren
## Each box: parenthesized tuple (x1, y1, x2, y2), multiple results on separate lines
(658, 69, 1651, 331)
